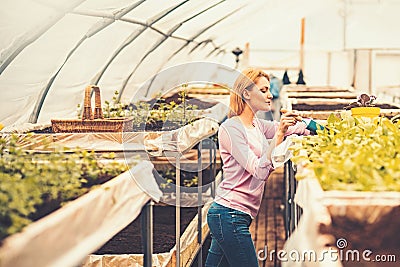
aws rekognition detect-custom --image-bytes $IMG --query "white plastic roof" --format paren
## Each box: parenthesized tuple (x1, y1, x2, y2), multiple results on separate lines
(1, 0, 400, 127)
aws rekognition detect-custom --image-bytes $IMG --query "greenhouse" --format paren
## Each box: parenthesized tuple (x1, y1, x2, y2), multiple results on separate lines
(0, 0, 399, 267)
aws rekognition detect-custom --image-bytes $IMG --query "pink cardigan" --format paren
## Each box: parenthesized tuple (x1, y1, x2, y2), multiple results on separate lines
(215, 117, 310, 218)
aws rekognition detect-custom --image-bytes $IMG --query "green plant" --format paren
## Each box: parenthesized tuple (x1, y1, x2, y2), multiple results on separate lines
(344, 93, 377, 109)
(291, 113, 400, 191)
(77, 103, 82, 119)
(158, 168, 199, 189)
(131, 101, 153, 126)
(163, 84, 198, 125)
(97, 86, 200, 131)
(131, 85, 199, 128)
(0, 135, 130, 239)
(103, 90, 133, 118)
(181, 84, 188, 124)
(183, 176, 198, 187)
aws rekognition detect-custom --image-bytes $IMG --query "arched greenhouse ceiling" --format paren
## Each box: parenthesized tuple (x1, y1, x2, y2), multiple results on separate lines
(1, 0, 400, 127)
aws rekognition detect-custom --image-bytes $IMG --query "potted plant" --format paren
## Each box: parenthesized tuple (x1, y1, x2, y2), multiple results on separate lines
(344, 93, 381, 118)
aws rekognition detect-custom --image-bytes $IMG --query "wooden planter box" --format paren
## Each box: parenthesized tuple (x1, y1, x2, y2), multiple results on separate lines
(279, 85, 400, 120)
(283, 166, 400, 267)
(281, 85, 354, 93)
(280, 97, 400, 120)
(0, 161, 161, 267)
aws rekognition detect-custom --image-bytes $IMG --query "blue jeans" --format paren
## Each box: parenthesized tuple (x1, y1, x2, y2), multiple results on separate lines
(205, 202, 258, 267)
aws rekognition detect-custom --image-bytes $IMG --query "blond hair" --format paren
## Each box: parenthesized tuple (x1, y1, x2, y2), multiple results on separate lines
(228, 68, 269, 118)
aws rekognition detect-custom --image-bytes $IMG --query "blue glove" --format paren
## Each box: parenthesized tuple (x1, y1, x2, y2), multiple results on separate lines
(302, 119, 325, 134)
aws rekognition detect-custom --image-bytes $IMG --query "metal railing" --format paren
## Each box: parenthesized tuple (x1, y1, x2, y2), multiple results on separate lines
(142, 137, 218, 267)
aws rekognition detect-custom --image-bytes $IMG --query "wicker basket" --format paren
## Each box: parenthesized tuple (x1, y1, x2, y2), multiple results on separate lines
(51, 85, 133, 133)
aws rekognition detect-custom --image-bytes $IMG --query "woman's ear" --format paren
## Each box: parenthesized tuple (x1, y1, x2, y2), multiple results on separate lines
(242, 90, 251, 100)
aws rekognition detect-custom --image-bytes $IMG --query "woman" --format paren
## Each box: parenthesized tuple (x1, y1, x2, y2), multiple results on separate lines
(205, 68, 309, 267)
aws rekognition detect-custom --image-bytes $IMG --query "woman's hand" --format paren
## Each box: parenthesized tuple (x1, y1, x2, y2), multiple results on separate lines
(265, 109, 302, 160)
(278, 109, 302, 134)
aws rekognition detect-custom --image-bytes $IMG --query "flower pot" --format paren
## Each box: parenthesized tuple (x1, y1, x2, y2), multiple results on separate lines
(350, 106, 381, 118)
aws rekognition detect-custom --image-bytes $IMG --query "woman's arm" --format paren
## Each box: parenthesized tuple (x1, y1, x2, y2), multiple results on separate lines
(260, 115, 310, 140)
(259, 112, 310, 158)
(219, 124, 274, 180)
